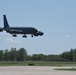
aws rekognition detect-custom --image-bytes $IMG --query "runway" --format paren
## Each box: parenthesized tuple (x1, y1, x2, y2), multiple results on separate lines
(0, 66, 76, 75)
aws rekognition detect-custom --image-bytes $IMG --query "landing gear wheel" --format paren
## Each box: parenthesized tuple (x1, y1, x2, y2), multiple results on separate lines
(12, 34, 17, 37)
(31, 35, 33, 37)
(23, 34, 27, 38)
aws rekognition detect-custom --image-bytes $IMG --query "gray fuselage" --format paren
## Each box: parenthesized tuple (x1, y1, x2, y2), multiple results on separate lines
(4, 27, 38, 35)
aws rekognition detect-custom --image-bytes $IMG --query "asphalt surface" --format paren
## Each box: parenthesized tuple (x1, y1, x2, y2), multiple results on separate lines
(0, 66, 76, 75)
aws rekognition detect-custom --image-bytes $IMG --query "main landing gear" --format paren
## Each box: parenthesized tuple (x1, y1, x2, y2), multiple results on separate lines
(12, 34, 34, 38)
(23, 34, 34, 38)
(12, 34, 17, 37)
(23, 34, 27, 38)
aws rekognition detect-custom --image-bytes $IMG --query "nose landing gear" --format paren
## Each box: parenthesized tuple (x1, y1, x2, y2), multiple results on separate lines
(31, 35, 33, 37)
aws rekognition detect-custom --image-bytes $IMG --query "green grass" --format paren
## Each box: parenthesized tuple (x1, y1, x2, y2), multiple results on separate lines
(0, 61, 76, 66)
(55, 68, 76, 71)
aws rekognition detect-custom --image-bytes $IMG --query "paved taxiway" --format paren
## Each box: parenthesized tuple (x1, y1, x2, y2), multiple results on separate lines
(0, 66, 76, 75)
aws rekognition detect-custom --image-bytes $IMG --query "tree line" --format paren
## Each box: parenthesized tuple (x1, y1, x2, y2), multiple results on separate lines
(0, 48, 76, 61)
(60, 49, 76, 62)
(0, 48, 27, 61)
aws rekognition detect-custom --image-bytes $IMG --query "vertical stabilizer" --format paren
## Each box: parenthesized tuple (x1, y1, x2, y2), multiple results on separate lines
(3, 15, 9, 28)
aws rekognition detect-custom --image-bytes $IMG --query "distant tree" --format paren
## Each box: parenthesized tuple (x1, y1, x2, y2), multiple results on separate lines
(60, 49, 76, 61)
(31, 54, 45, 61)
(38, 54, 45, 61)
(9, 48, 17, 61)
(71, 49, 76, 62)
(0, 50, 4, 61)
(4, 49, 9, 61)
(60, 51, 70, 61)
(46, 55, 61, 61)
(26, 55, 32, 60)
(74, 49, 76, 61)
(32, 54, 39, 61)
(17, 48, 27, 61)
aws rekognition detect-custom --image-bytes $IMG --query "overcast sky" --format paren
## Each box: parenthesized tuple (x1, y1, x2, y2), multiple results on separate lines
(0, 0, 76, 55)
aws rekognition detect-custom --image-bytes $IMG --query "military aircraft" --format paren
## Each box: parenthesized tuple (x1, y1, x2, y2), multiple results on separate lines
(0, 15, 43, 38)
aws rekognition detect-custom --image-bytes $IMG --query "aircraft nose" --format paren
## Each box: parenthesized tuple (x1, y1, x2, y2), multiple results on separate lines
(38, 31, 44, 36)
(41, 32, 44, 36)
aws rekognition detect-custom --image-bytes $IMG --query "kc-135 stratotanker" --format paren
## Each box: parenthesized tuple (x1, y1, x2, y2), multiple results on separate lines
(0, 15, 43, 38)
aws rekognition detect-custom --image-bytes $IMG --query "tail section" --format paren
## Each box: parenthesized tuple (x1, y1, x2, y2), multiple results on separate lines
(3, 15, 9, 28)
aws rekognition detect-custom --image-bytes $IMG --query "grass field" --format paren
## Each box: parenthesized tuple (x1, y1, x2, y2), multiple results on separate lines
(0, 61, 76, 66)
(55, 68, 76, 71)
